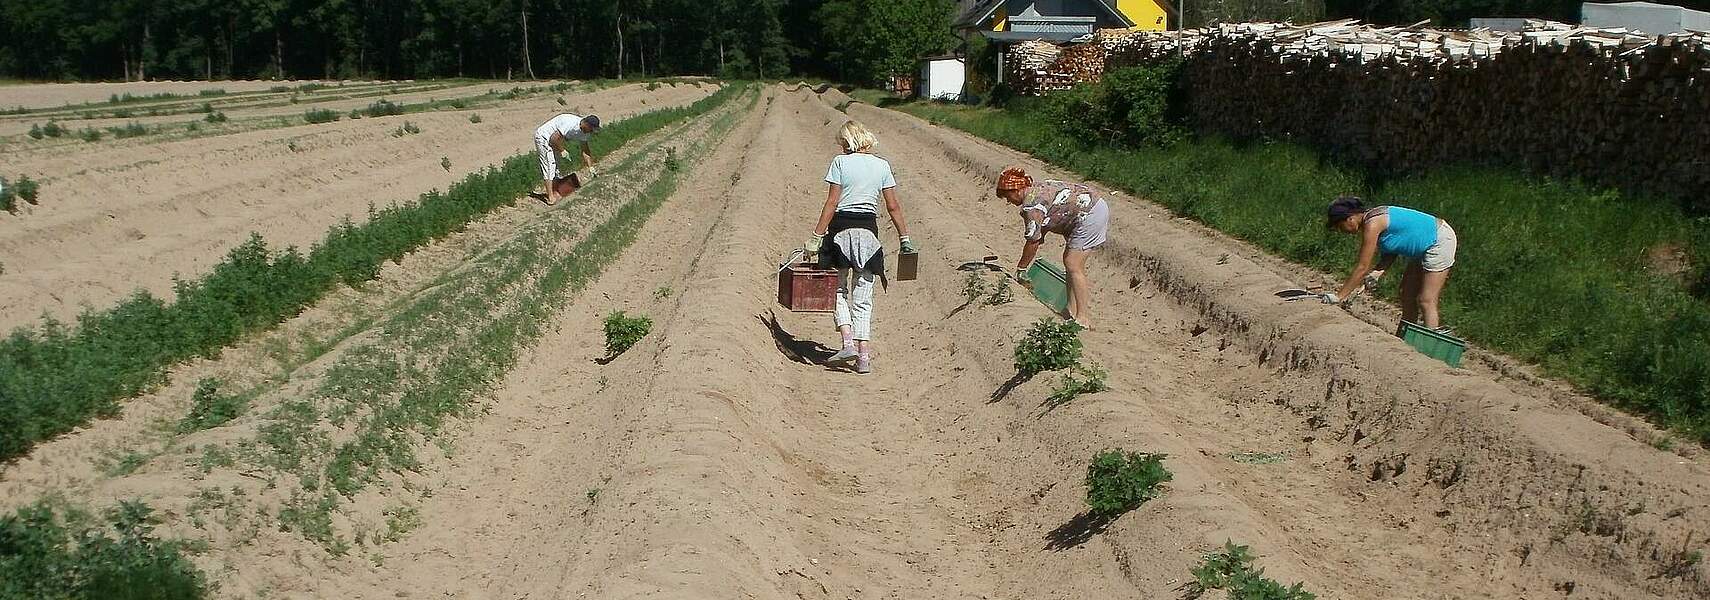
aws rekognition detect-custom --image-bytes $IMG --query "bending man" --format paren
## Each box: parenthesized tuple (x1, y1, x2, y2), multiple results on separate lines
(533, 112, 601, 205)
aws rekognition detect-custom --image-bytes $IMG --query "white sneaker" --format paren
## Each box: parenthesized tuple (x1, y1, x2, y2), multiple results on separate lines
(855, 356, 872, 374)
(827, 345, 858, 364)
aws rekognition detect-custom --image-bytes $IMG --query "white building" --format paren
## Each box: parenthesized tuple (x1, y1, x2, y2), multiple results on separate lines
(1582, 1, 1710, 35)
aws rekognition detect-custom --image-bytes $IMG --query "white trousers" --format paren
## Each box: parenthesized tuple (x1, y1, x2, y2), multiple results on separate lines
(534, 133, 558, 182)
(834, 268, 875, 341)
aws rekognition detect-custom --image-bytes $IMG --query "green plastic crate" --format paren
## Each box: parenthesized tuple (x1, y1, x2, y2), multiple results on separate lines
(1026, 259, 1070, 317)
(1399, 321, 1466, 368)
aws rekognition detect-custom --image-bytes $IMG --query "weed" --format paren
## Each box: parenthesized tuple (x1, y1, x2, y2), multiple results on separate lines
(1229, 451, 1287, 465)
(96, 449, 151, 477)
(186, 122, 200, 133)
(596, 376, 609, 392)
(1047, 363, 1108, 407)
(197, 445, 236, 472)
(204, 111, 227, 123)
(199, 88, 226, 97)
(1014, 318, 1083, 375)
(468, 114, 483, 124)
(287, 141, 299, 153)
(556, 96, 568, 106)
(289, 94, 301, 104)
(963, 272, 986, 303)
(196, 102, 213, 113)
(362, 99, 404, 118)
(987, 278, 1014, 305)
(586, 488, 601, 503)
(0, 500, 208, 598)
(28, 124, 43, 139)
(76, 127, 103, 142)
(178, 378, 249, 433)
(107, 122, 149, 139)
(0, 178, 14, 214)
(664, 146, 682, 172)
(9, 174, 42, 206)
(1085, 449, 1170, 516)
(111, 109, 133, 118)
(1189, 541, 1316, 600)
(304, 108, 340, 124)
(380, 505, 421, 543)
(32, 121, 65, 139)
(391, 121, 421, 137)
(441, 157, 452, 172)
(646, 81, 662, 91)
(653, 286, 674, 299)
(603, 311, 653, 359)
(277, 492, 343, 553)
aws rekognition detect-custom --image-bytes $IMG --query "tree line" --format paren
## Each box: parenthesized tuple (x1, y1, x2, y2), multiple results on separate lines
(4, 1, 1706, 84)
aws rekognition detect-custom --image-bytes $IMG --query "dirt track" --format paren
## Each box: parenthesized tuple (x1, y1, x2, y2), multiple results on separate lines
(0, 81, 712, 331)
(1, 84, 1705, 598)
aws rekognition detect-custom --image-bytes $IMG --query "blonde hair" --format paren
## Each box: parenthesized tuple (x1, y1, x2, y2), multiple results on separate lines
(838, 121, 878, 153)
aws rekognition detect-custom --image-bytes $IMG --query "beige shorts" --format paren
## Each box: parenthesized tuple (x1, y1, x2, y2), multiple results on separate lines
(1420, 221, 1457, 272)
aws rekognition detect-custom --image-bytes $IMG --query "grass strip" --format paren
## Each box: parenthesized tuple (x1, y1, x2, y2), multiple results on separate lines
(0, 84, 736, 462)
(889, 99, 1710, 443)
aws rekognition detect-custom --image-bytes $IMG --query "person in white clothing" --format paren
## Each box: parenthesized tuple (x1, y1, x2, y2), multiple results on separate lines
(533, 113, 602, 205)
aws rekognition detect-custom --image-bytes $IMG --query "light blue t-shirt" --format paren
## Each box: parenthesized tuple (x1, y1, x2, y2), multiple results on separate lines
(824, 153, 896, 215)
(1375, 206, 1440, 258)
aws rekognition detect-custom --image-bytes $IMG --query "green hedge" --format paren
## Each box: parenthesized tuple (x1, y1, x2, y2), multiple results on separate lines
(895, 86, 1710, 443)
(0, 84, 738, 461)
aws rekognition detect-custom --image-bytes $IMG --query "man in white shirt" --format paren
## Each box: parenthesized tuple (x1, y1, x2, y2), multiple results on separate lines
(533, 113, 602, 205)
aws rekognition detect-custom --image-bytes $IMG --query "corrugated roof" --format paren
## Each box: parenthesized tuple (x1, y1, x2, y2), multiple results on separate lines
(956, 0, 1137, 29)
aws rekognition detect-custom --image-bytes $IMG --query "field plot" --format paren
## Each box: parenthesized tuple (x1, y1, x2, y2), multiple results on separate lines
(1, 84, 1706, 599)
(0, 79, 713, 332)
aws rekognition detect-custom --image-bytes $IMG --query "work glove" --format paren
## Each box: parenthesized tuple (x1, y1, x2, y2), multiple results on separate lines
(1319, 292, 1341, 305)
(586, 166, 600, 179)
(805, 233, 824, 254)
(1015, 265, 1032, 284)
(1363, 270, 1385, 289)
(899, 236, 918, 254)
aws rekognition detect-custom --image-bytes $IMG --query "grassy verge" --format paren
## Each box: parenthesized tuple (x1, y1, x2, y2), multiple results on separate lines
(0, 83, 736, 462)
(888, 99, 1710, 443)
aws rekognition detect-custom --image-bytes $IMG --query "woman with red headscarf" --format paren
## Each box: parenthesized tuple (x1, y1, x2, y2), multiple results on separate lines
(994, 166, 1110, 327)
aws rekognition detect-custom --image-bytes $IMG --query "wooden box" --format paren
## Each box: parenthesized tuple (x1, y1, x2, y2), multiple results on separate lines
(896, 251, 919, 281)
(778, 263, 839, 312)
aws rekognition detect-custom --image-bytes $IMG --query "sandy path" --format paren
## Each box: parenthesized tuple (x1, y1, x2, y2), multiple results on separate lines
(0, 80, 401, 110)
(298, 84, 1708, 599)
(0, 82, 713, 332)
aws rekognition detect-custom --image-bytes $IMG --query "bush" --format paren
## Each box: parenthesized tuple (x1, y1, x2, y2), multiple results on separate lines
(28, 124, 44, 139)
(362, 99, 404, 118)
(107, 123, 149, 139)
(1047, 363, 1107, 406)
(0, 177, 15, 213)
(1085, 449, 1171, 516)
(1190, 541, 1316, 600)
(603, 311, 653, 359)
(177, 378, 249, 433)
(0, 501, 209, 599)
(204, 111, 227, 124)
(1039, 62, 1184, 148)
(15, 175, 39, 205)
(468, 114, 483, 124)
(1013, 318, 1083, 375)
(76, 128, 102, 142)
(33, 121, 65, 138)
(391, 121, 421, 137)
(196, 102, 213, 114)
(199, 88, 225, 97)
(303, 109, 340, 124)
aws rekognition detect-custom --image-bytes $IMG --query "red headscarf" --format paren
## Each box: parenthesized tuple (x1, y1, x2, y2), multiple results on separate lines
(997, 167, 1032, 192)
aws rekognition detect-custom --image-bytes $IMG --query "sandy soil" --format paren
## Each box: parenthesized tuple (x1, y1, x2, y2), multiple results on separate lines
(0, 81, 713, 332)
(0, 80, 407, 110)
(2, 84, 1704, 599)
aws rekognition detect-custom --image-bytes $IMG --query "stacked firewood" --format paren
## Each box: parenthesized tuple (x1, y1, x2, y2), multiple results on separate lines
(1007, 20, 1710, 209)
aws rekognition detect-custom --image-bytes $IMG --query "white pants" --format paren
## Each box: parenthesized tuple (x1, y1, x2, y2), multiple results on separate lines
(834, 268, 875, 341)
(534, 133, 558, 182)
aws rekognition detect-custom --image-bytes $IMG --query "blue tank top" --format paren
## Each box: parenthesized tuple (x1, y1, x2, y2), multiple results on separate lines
(1372, 206, 1439, 258)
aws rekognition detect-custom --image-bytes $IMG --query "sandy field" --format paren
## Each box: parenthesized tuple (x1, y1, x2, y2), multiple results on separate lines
(0, 84, 1704, 599)
(0, 79, 407, 110)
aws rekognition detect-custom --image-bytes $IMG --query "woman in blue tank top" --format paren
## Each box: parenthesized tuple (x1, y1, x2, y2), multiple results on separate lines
(1323, 196, 1459, 332)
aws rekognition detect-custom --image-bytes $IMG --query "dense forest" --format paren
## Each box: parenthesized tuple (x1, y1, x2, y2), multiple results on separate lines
(2, 0, 1706, 83)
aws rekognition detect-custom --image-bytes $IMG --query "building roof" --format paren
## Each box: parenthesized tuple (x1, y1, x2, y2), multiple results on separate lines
(979, 30, 1096, 43)
(955, 0, 1135, 29)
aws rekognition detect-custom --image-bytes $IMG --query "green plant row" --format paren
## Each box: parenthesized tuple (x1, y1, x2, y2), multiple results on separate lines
(0, 84, 736, 461)
(892, 91, 1710, 443)
(0, 501, 207, 600)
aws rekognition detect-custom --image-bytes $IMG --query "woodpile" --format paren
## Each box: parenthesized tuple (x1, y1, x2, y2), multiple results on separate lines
(1006, 20, 1710, 209)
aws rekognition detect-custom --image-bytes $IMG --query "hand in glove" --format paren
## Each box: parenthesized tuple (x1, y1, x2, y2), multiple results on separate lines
(585, 166, 600, 179)
(1014, 265, 1032, 285)
(1363, 270, 1385, 289)
(1319, 292, 1341, 305)
(899, 236, 919, 254)
(805, 233, 824, 254)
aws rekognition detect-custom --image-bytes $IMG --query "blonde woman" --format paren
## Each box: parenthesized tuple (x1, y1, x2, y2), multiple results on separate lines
(804, 121, 915, 374)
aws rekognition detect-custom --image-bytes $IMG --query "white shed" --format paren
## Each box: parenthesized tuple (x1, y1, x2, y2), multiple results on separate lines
(1582, 2, 1710, 35)
(918, 55, 966, 102)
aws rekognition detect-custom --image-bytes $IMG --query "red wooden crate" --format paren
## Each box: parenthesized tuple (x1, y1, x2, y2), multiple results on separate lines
(778, 263, 838, 312)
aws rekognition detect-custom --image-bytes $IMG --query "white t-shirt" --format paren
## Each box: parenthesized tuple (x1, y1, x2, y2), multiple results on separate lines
(537, 114, 592, 143)
(823, 153, 896, 215)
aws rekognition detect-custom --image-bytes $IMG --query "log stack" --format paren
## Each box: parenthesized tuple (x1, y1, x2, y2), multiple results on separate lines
(1007, 20, 1710, 210)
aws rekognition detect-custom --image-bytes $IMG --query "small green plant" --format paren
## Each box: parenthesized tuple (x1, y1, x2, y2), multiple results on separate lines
(304, 108, 340, 124)
(556, 96, 568, 106)
(107, 122, 149, 139)
(963, 272, 986, 303)
(1047, 363, 1108, 406)
(392, 121, 421, 137)
(603, 311, 653, 359)
(653, 286, 673, 299)
(1085, 449, 1171, 516)
(76, 127, 103, 142)
(468, 113, 483, 124)
(586, 488, 601, 503)
(199, 88, 226, 97)
(111, 108, 134, 119)
(646, 81, 662, 91)
(197, 102, 213, 113)
(28, 124, 43, 139)
(664, 146, 681, 172)
(178, 378, 250, 433)
(381, 505, 422, 543)
(186, 122, 201, 133)
(1014, 318, 1083, 375)
(13, 175, 39, 205)
(986, 278, 1013, 305)
(363, 99, 404, 117)
(0, 177, 16, 213)
(204, 111, 228, 123)
(440, 157, 452, 172)
(33, 121, 66, 138)
(1189, 541, 1316, 600)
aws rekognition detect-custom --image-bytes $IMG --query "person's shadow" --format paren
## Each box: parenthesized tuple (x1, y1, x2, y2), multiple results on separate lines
(758, 311, 842, 368)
